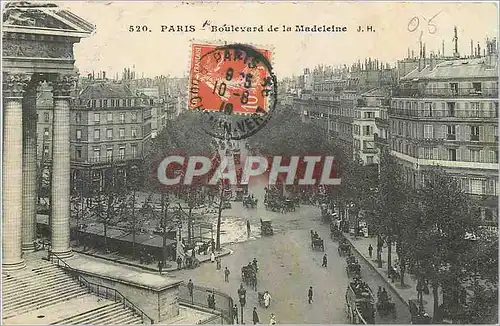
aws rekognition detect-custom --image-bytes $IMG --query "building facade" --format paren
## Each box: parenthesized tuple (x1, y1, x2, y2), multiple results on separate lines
(390, 44, 499, 223)
(68, 82, 153, 191)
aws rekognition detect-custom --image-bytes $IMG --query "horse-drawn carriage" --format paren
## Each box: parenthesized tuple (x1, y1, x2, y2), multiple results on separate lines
(243, 195, 258, 209)
(184, 255, 200, 269)
(376, 289, 396, 317)
(345, 278, 376, 324)
(346, 261, 361, 278)
(310, 231, 325, 251)
(338, 242, 351, 256)
(261, 219, 274, 236)
(235, 188, 245, 202)
(282, 199, 295, 213)
(264, 199, 281, 212)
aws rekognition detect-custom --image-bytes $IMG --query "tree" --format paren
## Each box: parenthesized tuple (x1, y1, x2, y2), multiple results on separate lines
(410, 166, 479, 321)
(89, 166, 128, 252)
(213, 180, 232, 251)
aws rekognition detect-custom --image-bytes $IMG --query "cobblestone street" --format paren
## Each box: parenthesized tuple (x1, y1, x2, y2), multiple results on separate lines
(171, 188, 412, 324)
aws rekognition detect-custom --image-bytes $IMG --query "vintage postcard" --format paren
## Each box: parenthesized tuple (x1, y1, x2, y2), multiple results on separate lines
(1, 1, 498, 325)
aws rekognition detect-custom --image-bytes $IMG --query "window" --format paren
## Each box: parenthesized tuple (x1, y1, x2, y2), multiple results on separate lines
(366, 156, 374, 165)
(422, 147, 433, 159)
(44, 128, 49, 138)
(76, 129, 82, 140)
(450, 83, 458, 95)
(490, 150, 498, 163)
(119, 147, 125, 159)
(127, 99, 132, 107)
(447, 125, 456, 140)
(448, 148, 457, 161)
(470, 149, 480, 162)
(43, 145, 49, 156)
(111, 99, 115, 107)
(131, 112, 137, 122)
(131, 128, 137, 137)
(495, 126, 498, 141)
(120, 113, 125, 123)
(93, 148, 101, 162)
(425, 102, 433, 116)
(363, 140, 374, 149)
(106, 147, 113, 161)
(470, 126, 479, 141)
(75, 147, 82, 159)
(364, 112, 374, 119)
(44, 112, 50, 122)
(107, 113, 113, 122)
(470, 179, 482, 195)
(103, 99, 108, 107)
(119, 128, 125, 138)
(447, 102, 456, 117)
(91, 100, 96, 108)
(131, 144, 138, 158)
(94, 113, 100, 123)
(76, 112, 82, 122)
(472, 82, 482, 93)
(94, 129, 100, 140)
(107, 129, 113, 140)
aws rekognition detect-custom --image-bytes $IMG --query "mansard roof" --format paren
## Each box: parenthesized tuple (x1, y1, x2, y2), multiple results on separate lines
(79, 82, 135, 99)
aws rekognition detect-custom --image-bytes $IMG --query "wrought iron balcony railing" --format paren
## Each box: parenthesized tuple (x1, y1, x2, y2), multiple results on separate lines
(72, 154, 144, 164)
(393, 87, 498, 98)
(389, 108, 498, 119)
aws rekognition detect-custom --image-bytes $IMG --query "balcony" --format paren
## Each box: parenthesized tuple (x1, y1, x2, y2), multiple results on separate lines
(470, 134, 480, 141)
(389, 108, 498, 119)
(446, 134, 457, 141)
(76, 154, 143, 165)
(393, 87, 498, 98)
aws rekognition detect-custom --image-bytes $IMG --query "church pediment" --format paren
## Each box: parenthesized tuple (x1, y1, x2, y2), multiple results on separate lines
(3, 2, 94, 38)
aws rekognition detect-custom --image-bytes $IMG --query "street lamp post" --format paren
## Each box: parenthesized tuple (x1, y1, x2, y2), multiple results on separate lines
(238, 286, 246, 324)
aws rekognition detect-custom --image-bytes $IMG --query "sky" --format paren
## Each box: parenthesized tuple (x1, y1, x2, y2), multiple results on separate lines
(56, 1, 499, 78)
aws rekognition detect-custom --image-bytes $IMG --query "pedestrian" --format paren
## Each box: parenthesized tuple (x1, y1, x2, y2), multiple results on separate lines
(263, 291, 271, 309)
(308, 286, 313, 304)
(177, 256, 183, 270)
(253, 307, 260, 325)
(269, 313, 277, 325)
(233, 304, 239, 324)
(224, 267, 230, 282)
(368, 244, 373, 258)
(217, 257, 222, 270)
(322, 254, 327, 267)
(158, 260, 164, 275)
(211, 251, 215, 263)
(187, 279, 194, 303)
(247, 220, 251, 237)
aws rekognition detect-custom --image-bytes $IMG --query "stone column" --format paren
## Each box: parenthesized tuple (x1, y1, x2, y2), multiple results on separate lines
(2, 73, 31, 270)
(22, 85, 38, 252)
(50, 74, 77, 258)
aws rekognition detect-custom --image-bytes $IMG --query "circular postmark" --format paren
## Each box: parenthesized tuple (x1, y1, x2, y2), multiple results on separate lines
(188, 43, 278, 140)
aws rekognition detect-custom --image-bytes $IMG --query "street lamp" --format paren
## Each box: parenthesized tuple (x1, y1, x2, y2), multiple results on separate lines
(238, 285, 246, 324)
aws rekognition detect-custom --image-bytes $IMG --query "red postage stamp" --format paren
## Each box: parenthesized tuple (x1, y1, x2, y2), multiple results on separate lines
(188, 43, 274, 115)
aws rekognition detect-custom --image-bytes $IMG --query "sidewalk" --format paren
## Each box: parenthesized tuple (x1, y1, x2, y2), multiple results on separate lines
(343, 233, 438, 318)
(72, 244, 233, 273)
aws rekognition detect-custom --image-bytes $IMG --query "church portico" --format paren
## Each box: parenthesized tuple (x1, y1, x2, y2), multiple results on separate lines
(2, 2, 94, 269)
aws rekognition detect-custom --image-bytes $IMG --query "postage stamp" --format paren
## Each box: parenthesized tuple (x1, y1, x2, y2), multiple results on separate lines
(188, 43, 278, 140)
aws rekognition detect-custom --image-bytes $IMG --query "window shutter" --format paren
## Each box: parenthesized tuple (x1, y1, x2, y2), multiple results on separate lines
(463, 148, 470, 161)
(456, 125, 460, 140)
(433, 148, 439, 159)
(456, 147, 462, 161)
(465, 125, 471, 141)
(480, 149, 485, 163)
(441, 125, 447, 139)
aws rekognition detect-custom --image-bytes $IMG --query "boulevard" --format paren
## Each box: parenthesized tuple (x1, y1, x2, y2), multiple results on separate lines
(172, 183, 412, 324)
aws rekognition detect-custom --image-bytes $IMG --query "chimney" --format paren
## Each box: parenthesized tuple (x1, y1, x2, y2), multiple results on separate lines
(408, 48, 410, 59)
(423, 43, 427, 67)
(477, 42, 481, 57)
(92, 70, 95, 80)
(102, 71, 106, 79)
(411, 50, 414, 58)
(471, 39, 474, 57)
(442, 40, 445, 57)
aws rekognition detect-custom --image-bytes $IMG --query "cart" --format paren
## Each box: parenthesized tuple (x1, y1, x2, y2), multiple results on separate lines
(261, 219, 274, 236)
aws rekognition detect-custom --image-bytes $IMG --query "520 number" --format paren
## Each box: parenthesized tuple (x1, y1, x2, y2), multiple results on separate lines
(129, 25, 150, 32)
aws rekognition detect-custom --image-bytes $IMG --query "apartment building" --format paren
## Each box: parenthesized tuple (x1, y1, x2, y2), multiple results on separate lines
(390, 41, 498, 223)
(353, 88, 390, 165)
(70, 82, 153, 191)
